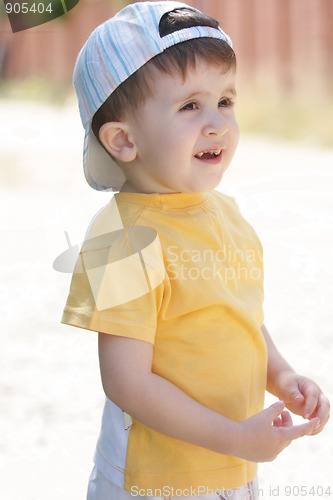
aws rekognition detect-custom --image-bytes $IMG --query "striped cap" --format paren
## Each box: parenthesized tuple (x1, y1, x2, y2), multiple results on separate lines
(73, 1, 232, 191)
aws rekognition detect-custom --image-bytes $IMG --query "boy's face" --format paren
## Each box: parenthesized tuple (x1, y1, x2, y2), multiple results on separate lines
(123, 58, 240, 193)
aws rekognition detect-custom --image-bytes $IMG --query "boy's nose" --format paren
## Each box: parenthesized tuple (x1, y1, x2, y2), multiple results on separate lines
(202, 112, 228, 137)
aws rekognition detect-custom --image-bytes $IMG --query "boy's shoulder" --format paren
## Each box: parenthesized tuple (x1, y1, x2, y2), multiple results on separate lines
(80, 197, 144, 253)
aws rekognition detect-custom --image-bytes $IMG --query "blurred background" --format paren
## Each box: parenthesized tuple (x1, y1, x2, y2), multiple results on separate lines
(1, 0, 333, 143)
(1, 1, 332, 499)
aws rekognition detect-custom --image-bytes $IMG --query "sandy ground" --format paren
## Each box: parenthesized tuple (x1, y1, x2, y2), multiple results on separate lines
(0, 97, 332, 500)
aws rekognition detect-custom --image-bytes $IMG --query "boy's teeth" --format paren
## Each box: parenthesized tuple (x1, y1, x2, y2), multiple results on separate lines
(196, 149, 221, 158)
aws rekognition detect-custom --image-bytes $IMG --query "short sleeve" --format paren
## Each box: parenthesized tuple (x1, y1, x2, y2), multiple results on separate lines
(61, 225, 165, 345)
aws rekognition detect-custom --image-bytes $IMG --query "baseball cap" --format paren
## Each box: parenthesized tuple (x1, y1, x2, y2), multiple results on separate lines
(73, 1, 233, 192)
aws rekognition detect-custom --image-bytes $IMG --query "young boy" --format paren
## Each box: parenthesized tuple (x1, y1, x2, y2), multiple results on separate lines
(61, 2, 330, 499)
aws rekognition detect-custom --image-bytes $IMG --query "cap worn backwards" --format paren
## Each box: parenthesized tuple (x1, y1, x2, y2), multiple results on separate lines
(73, 1, 233, 192)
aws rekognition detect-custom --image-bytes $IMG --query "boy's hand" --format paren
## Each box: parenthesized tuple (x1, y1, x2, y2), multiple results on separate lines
(271, 370, 330, 435)
(236, 401, 320, 463)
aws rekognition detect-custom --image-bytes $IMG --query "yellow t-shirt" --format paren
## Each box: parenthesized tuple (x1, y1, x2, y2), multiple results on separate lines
(62, 190, 267, 495)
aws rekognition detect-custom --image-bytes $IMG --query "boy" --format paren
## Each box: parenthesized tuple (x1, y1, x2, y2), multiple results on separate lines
(62, 2, 329, 499)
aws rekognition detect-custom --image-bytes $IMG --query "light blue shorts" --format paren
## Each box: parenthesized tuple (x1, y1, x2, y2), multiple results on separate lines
(87, 466, 260, 500)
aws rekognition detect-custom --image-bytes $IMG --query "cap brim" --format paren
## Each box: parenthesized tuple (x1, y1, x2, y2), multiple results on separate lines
(83, 127, 126, 192)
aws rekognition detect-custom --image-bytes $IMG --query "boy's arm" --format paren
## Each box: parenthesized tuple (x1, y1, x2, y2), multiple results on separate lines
(261, 323, 330, 433)
(98, 332, 319, 463)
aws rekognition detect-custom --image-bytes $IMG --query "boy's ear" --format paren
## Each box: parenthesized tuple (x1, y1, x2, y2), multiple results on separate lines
(99, 122, 137, 162)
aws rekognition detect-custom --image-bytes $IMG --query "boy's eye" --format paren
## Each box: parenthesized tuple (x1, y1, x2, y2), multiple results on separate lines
(219, 98, 233, 108)
(180, 102, 198, 111)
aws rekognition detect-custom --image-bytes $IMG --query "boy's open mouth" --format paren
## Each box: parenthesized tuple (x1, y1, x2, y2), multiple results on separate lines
(194, 149, 223, 161)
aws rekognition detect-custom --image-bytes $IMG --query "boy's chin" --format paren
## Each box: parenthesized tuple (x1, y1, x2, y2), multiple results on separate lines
(202, 172, 228, 191)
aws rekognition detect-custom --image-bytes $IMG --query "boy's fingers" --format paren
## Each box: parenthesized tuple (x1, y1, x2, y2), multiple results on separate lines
(273, 417, 283, 427)
(317, 393, 330, 420)
(282, 418, 320, 441)
(281, 410, 293, 427)
(273, 411, 292, 428)
(293, 394, 304, 403)
(310, 394, 330, 433)
(265, 401, 285, 422)
(302, 384, 320, 419)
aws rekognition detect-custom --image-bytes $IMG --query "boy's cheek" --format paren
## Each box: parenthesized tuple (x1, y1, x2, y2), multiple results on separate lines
(229, 123, 240, 147)
(232, 117, 240, 136)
